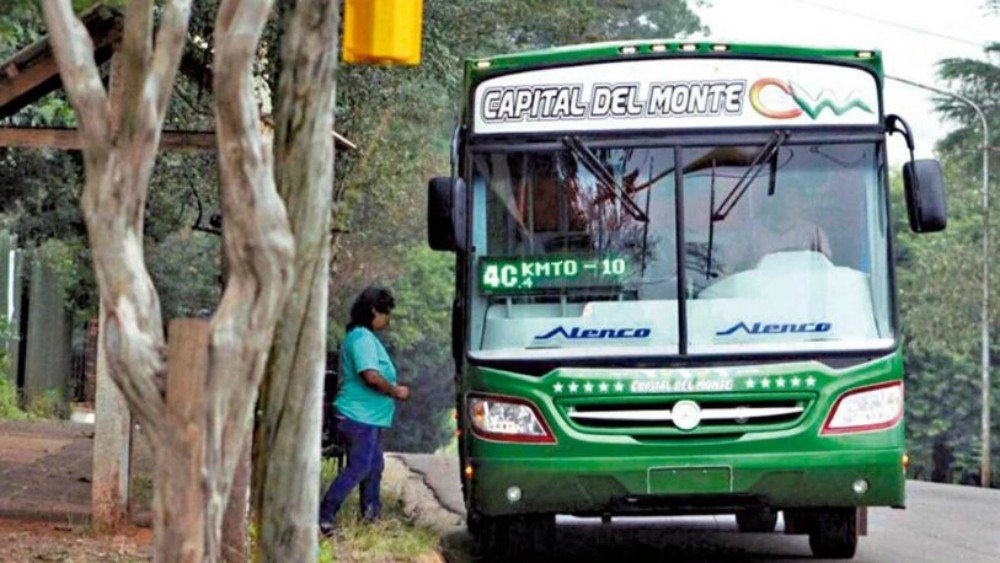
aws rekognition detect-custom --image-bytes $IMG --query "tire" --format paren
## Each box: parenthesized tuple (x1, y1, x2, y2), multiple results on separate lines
(736, 506, 778, 533)
(474, 513, 556, 560)
(808, 508, 858, 559)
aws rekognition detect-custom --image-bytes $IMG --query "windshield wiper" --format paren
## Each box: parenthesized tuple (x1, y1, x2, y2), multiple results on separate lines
(704, 130, 788, 280)
(711, 130, 788, 221)
(562, 135, 649, 223)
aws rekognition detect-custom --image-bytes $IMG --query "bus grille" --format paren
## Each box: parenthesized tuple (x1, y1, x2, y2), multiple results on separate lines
(560, 397, 811, 436)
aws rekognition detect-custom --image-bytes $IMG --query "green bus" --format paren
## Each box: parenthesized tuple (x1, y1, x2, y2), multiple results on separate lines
(427, 40, 946, 559)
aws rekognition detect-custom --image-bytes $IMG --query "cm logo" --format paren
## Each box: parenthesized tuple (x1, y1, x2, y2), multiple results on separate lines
(749, 78, 873, 120)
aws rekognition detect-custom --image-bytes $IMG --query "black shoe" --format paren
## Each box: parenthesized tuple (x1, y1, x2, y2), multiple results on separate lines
(319, 521, 337, 538)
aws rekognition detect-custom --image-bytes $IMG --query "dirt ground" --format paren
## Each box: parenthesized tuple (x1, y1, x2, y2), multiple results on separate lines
(0, 420, 154, 562)
(0, 518, 151, 562)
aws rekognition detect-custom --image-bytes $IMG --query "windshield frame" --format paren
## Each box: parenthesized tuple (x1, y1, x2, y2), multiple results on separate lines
(461, 128, 897, 366)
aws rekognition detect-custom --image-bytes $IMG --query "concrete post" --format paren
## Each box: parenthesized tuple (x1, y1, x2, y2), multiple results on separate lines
(91, 303, 131, 531)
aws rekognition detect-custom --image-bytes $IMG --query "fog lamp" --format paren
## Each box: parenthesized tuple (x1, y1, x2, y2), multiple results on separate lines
(852, 479, 869, 495)
(506, 486, 522, 503)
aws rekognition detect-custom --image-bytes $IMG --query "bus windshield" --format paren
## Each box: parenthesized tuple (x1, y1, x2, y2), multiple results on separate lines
(468, 140, 893, 359)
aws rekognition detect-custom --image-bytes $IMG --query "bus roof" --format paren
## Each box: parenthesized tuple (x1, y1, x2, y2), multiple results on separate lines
(464, 40, 883, 82)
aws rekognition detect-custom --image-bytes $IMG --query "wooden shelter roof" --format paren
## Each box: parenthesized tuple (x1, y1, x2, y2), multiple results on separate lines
(0, 4, 356, 151)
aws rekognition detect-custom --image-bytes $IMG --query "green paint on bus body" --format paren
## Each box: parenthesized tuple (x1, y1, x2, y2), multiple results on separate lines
(461, 354, 905, 516)
(453, 41, 903, 520)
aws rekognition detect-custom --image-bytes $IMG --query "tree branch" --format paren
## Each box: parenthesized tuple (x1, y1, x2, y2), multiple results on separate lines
(151, 0, 194, 121)
(40, 0, 110, 153)
(118, 0, 153, 137)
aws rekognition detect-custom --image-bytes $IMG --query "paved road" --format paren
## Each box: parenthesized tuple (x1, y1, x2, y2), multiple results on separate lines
(397, 454, 1000, 562)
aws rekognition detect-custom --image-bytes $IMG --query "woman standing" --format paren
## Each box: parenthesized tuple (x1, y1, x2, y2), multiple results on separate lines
(319, 287, 409, 535)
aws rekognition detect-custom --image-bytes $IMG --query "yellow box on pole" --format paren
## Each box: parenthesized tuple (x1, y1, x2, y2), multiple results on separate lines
(343, 0, 423, 66)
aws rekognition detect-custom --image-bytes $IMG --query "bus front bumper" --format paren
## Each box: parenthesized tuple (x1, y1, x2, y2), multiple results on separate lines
(467, 448, 905, 517)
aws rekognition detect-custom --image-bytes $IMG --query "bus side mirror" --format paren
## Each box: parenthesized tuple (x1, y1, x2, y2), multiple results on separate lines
(427, 177, 466, 251)
(902, 159, 947, 233)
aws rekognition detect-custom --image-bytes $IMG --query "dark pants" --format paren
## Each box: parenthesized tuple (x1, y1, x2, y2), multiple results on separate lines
(319, 414, 385, 523)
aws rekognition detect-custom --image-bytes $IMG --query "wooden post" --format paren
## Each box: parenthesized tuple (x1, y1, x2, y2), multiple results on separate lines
(91, 303, 131, 531)
(159, 318, 209, 560)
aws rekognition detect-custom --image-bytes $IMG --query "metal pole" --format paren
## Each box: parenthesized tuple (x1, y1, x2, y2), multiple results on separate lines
(887, 75, 991, 487)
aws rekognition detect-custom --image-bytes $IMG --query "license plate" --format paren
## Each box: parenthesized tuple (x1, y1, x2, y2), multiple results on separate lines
(648, 466, 732, 494)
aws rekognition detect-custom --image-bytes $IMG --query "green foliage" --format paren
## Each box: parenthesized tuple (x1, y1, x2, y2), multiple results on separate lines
(934, 43, 1000, 168)
(0, 376, 28, 420)
(900, 42, 1000, 485)
(0, 316, 25, 420)
(25, 387, 66, 419)
(0, 0, 708, 455)
(330, 1, 707, 453)
(384, 248, 455, 453)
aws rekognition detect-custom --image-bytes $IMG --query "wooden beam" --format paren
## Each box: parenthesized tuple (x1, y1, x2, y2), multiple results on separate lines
(0, 127, 216, 151)
(0, 127, 356, 152)
(0, 7, 122, 120)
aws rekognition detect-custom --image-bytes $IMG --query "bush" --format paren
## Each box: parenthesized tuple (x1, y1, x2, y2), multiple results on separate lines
(0, 376, 27, 420)
(25, 387, 66, 419)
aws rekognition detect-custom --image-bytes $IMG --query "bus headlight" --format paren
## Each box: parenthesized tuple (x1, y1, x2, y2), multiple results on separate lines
(822, 381, 903, 435)
(468, 394, 556, 443)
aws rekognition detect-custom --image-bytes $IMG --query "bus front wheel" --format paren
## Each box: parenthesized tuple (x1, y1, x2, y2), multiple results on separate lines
(808, 508, 858, 559)
(473, 513, 556, 559)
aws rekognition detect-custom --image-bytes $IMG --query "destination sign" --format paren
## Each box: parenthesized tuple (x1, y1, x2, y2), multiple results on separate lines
(473, 58, 880, 134)
(479, 255, 631, 293)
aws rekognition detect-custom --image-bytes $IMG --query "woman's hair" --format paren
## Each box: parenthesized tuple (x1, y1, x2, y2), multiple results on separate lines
(346, 286, 396, 331)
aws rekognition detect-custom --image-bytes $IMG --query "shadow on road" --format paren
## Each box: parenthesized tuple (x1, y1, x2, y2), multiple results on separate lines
(445, 515, 842, 562)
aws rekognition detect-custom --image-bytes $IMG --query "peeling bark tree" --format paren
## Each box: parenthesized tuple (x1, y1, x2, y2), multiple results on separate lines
(41, 0, 292, 560)
(256, 1, 338, 560)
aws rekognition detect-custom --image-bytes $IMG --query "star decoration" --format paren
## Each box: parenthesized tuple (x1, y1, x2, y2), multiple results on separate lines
(568, 382, 579, 393)
(614, 382, 625, 392)
(583, 382, 594, 393)
(598, 382, 609, 393)
(806, 376, 817, 387)
(746, 379, 756, 389)
(776, 378, 786, 388)
(553, 382, 564, 393)
(791, 376, 802, 387)
(761, 378, 771, 389)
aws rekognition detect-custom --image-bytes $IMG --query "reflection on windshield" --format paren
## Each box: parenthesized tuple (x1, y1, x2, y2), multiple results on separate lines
(469, 141, 892, 358)
(478, 146, 676, 288)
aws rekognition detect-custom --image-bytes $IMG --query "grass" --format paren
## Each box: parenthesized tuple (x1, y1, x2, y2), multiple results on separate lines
(131, 474, 154, 512)
(318, 459, 440, 562)
(0, 374, 67, 422)
(0, 375, 28, 420)
(25, 387, 66, 419)
(318, 493, 439, 562)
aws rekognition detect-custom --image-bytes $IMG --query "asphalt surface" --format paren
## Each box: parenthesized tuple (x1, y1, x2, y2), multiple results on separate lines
(397, 454, 1000, 562)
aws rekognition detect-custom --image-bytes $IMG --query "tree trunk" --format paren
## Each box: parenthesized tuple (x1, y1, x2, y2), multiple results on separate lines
(203, 0, 292, 558)
(221, 442, 251, 562)
(42, 1, 293, 560)
(256, 1, 338, 560)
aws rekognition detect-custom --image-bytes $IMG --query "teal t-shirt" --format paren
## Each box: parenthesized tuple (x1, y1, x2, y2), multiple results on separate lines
(334, 327, 398, 428)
